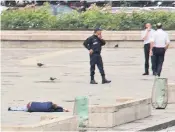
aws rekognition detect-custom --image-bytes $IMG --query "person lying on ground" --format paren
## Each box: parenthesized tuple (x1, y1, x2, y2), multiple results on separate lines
(8, 101, 69, 112)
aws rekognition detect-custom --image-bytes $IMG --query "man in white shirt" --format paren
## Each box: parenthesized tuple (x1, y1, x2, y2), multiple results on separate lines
(141, 23, 155, 75)
(150, 23, 170, 77)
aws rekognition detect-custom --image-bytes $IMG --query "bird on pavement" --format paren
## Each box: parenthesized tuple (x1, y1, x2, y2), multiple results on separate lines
(50, 77, 57, 81)
(114, 44, 119, 48)
(37, 63, 44, 67)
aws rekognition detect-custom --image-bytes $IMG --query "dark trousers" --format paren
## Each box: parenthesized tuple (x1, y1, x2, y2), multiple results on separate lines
(90, 53, 105, 80)
(152, 47, 166, 76)
(144, 44, 154, 73)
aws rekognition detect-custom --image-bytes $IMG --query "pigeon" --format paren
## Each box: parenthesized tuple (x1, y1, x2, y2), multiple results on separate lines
(114, 44, 119, 48)
(37, 63, 44, 67)
(8, 107, 11, 111)
(50, 77, 57, 81)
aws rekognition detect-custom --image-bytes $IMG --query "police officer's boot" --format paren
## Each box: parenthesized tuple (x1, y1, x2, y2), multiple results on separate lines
(90, 76, 98, 84)
(102, 75, 111, 84)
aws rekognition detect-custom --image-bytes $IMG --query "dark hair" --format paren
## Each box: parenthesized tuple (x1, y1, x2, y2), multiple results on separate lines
(156, 25, 162, 29)
(144, 23, 151, 29)
(156, 23, 162, 29)
(94, 27, 102, 33)
(144, 23, 147, 29)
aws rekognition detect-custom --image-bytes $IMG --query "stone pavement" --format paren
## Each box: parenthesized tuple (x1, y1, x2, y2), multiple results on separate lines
(1, 48, 175, 126)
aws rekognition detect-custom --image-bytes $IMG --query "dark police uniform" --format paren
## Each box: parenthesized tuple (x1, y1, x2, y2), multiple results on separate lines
(83, 32, 111, 84)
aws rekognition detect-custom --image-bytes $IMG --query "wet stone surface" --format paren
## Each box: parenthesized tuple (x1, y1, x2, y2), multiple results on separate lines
(1, 48, 175, 126)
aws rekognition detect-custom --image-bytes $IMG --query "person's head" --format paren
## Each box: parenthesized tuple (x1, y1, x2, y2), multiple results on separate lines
(94, 28, 102, 36)
(52, 103, 58, 109)
(145, 23, 152, 29)
(52, 103, 69, 112)
(156, 23, 162, 29)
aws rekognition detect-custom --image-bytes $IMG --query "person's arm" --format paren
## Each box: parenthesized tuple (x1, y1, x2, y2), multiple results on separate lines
(98, 34, 106, 46)
(83, 37, 92, 50)
(141, 29, 150, 40)
(83, 37, 93, 54)
(165, 33, 170, 50)
(150, 42, 154, 56)
(99, 39, 106, 46)
(149, 34, 155, 56)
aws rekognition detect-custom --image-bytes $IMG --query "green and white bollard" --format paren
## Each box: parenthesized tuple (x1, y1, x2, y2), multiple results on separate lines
(151, 77, 168, 109)
(73, 96, 89, 128)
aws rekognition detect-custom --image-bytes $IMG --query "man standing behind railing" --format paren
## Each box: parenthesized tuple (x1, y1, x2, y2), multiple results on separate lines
(141, 23, 155, 75)
(50, 0, 59, 15)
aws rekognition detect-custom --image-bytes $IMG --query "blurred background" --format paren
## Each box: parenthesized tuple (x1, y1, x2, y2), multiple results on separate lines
(1, 0, 175, 14)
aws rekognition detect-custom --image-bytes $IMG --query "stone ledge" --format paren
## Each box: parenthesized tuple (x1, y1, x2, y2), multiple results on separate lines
(88, 98, 151, 128)
(2, 116, 78, 131)
(89, 98, 151, 113)
(2, 30, 175, 34)
(1, 31, 175, 41)
(2, 40, 174, 49)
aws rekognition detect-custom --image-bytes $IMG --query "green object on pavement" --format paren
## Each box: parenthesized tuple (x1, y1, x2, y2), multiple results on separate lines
(74, 96, 89, 127)
(152, 77, 168, 109)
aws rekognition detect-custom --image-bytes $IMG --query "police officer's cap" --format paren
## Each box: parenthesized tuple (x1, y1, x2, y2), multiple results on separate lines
(94, 27, 102, 33)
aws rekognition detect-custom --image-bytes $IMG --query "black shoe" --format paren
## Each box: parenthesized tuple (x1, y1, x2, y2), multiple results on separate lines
(102, 79, 111, 84)
(153, 72, 157, 76)
(8, 107, 11, 111)
(142, 73, 149, 75)
(90, 80, 98, 84)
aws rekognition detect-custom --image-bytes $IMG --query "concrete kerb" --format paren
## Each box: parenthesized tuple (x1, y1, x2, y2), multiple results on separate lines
(2, 115, 79, 131)
(87, 98, 151, 128)
(41, 98, 151, 129)
(139, 120, 175, 131)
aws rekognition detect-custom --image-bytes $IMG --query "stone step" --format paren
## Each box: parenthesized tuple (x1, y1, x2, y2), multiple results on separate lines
(79, 104, 175, 131)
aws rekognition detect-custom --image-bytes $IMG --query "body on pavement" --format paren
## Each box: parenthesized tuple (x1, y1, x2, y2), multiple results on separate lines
(8, 101, 69, 112)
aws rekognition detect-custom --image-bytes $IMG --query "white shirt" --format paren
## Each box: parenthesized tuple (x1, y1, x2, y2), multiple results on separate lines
(141, 29, 155, 44)
(150, 29, 170, 48)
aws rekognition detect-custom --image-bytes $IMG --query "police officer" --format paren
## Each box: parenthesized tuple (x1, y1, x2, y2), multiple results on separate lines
(83, 28, 111, 84)
(141, 23, 155, 75)
(150, 23, 170, 77)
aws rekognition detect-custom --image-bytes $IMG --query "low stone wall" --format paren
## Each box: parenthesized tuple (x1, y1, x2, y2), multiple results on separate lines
(88, 98, 151, 128)
(2, 98, 151, 131)
(2, 116, 78, 131)
(168, 83, 175, 104)
(1, 31, 175, 48)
